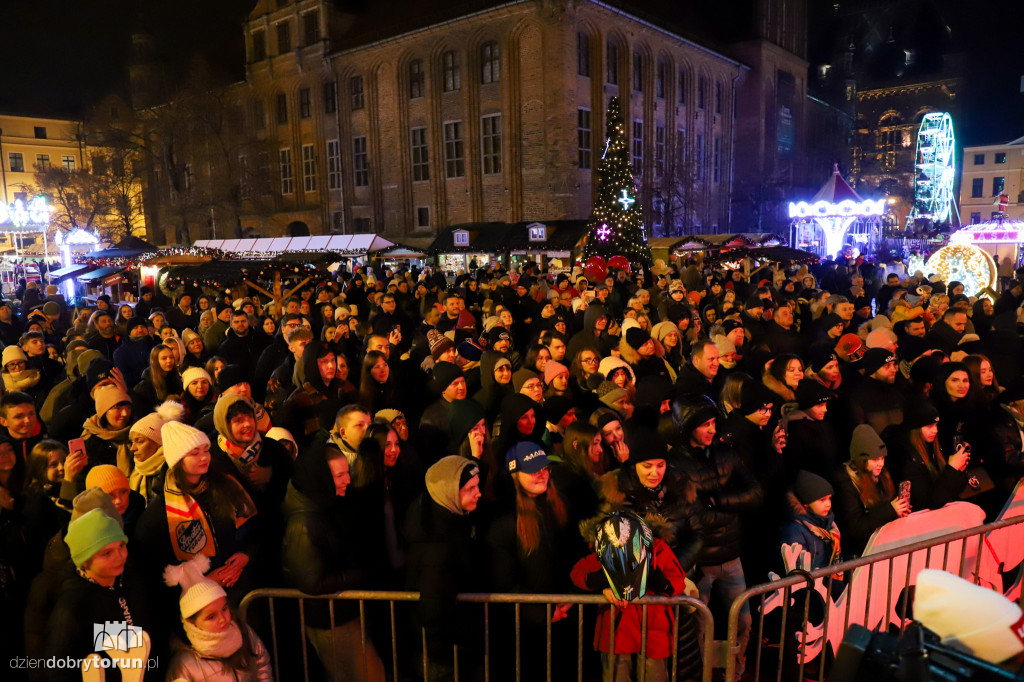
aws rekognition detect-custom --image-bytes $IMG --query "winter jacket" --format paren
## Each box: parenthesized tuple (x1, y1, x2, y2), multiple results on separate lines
(113, 336, 157, 388)
(780, 503, 842, 571)
(885, 427, 968, 511)
(218, 330, 262, 375)
(570, 537, 686, 658)
(831, 464, 899, 557)
(847, 377, 905, 437)
(982, 405, 1024, 497)
(668, 441, 763, 566)
(166, 624, 273, 682)
(567, 303, 615, 361)
(784, 411, 842, 483)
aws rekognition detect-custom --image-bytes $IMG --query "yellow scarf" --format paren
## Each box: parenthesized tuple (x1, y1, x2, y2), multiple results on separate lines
(163, 472, 256, 562)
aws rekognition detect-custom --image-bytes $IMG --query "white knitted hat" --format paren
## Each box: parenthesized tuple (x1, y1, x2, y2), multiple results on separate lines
(161, 420, 211, 468)
(94, 384, 132, 417)
(181, 367, 213, 390)
(164, 555, 227, 618)
(915, 569, 1024, 663)
(2, 345, 27, 367)
(130, 402, 184, 445)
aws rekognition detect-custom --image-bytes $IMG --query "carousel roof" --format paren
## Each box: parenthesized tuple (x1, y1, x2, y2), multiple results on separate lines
(810, 164, 864, 204)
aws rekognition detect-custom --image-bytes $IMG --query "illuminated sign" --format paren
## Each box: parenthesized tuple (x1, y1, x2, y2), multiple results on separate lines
(949, 221, 1024, 245)
(788, 199, 885, 219)
(0, 196, 51, 229)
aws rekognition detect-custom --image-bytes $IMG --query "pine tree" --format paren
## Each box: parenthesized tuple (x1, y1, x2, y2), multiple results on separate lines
(582, 96, 652, 267)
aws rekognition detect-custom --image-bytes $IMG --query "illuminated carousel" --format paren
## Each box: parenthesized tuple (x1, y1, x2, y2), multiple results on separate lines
(789, 165, 885, 258)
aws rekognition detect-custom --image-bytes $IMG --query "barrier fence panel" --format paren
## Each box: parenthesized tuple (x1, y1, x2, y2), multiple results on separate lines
(722, 513, 1024, 682)
(240, 589, 718, 682)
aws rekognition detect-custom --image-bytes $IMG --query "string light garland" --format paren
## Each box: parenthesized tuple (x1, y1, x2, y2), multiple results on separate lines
(582, 96, 653, 267)
(924, 243, 996, 298)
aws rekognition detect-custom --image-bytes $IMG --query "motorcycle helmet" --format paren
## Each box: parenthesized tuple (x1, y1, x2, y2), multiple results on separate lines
(595, 511, 654, 602)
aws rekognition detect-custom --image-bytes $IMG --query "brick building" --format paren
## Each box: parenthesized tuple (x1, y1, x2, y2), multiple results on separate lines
(138, 0, 818, 244)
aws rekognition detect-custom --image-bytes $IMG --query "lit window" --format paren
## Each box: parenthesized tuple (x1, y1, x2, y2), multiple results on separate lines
(353, 136, 369, 187)
(279, 150, 293, 194)
(302, 144, 316, 192)
(481, 42, 500, 84)
(453, 230, 469, 246)
(326, 139, 341, 190)
(411, 127, 429, 181)
(528, 224, 546, 242)
(443, 51, 460, 92)
(444, 122, 465, 178)
(409, 60, 424, 99)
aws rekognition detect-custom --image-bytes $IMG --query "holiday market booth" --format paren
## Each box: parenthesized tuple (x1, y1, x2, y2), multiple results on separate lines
(789, 165, 885, 258)
(75, 236, 161, 305)
(427, 221, 590, 273)
(946, 220, 1024, 271)
(0, 195, 55, 294)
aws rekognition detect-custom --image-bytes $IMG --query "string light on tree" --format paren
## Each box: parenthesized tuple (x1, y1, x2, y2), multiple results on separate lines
(582, 96, 653, 267)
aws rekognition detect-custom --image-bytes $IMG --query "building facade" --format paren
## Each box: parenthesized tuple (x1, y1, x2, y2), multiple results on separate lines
(0, 114, 87, 207)
(960, 137, 1024, 225)
(136, 0, 824, 244)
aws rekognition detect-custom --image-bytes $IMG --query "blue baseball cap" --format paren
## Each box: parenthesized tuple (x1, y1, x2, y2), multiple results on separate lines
(506, 442, 549, 474)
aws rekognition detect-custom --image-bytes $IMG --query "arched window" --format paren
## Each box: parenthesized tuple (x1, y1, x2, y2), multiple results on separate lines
(879, 113, 901, 169)
(481, 41, 500, 84)
(442, 51, 460, 92)
(409, 59, 424, 99)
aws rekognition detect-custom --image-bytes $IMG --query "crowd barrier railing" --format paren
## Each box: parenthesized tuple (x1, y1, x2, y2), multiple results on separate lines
(722, 510, 1024, 682)
(240, 589, 717, 682)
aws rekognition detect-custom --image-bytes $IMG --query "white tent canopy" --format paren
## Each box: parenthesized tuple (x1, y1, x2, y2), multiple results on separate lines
(194, 234, 394, 255)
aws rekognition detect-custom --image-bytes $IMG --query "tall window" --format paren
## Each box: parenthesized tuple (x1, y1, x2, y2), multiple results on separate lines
(350, 76, 364, 110)
(678, 69, 687, 104)
(697, 76, 706, 109)
(279, 149, 293, 194)
(971, 178, 983, 197)
(993, 176, 1005, 196)
(302, 10, 319, 46)
(632, 52, 643, 91)
(577, 109, 592, 170)
(606, 42, 618, 84)
(577, 33, 590, 77)
(444, 122, 465, 178)
(411, 127, 429, 181)
(417, 207, 430, 228)
(302, 144, 316, 192)
(61, 155, 75, 171)
(276, 93, 288, 124)
(443, 51, 461, 92)
(323, 81, 337, 113)
(481, 114, 502, 174)
(481, 41, 500, 84)
(251, 29, 266, 61)
(715, 82, 723, 114)
(353, 136, 369, 187)
(655, 126, 665, 176)
(656, 61, 666, 99)
(974, 154, 985, 165)
(409, 60, 424, 99)
(713, 136, 722, 183)
(8, 153, 23, 173)
(276, 21, 291, 54)
(326, 139, 342, 190)
(36, 154, 51, 170)
(252, 100, 266, 129)
(632, 121, 643, 174)
(996, 152, 1007, 163)
(299, 88, 311, 118)
(257, 152, 271, 195)
(696, 133, 705, 181)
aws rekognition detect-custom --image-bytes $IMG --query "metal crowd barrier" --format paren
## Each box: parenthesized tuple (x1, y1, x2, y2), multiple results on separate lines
(722, 514, 1024, 682)
(240, 589, 716, 682)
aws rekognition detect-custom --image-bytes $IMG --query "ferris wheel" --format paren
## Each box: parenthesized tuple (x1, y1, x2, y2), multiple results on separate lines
(910, 112, 956, 224)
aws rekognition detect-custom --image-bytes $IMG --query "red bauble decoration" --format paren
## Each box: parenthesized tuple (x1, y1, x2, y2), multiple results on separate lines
(584, 256, 607, 282)
(608, 255, 631, 273)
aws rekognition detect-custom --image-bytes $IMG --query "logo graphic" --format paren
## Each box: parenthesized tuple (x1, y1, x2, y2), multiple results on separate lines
(93, 621, 143, 652)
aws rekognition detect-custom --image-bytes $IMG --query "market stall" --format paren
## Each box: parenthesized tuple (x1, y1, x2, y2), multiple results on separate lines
(427, 220, 590, 273)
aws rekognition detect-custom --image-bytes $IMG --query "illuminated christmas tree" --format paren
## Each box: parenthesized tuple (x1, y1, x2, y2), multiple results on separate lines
(582, 96, 652, 267)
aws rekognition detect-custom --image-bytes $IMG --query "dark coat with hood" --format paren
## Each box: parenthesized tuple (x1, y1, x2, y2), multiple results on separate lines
(566, 303, 615, 361)
(281, 448, 369, 628)
(278, 342, 345, 447)
(112, 335, 156, 388)
(472, 350, 512, 422)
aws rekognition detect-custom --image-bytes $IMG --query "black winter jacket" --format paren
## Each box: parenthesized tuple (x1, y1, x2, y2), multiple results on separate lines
(668, 441, 763, 566)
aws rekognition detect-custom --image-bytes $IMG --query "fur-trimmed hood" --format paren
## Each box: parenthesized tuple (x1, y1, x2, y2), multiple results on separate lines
(578, 470, 679, 546)
(618, 332, 666, 367)
(762, 372, 796, 403)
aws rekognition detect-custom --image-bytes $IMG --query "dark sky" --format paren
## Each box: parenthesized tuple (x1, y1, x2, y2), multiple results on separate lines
(2, 0, 1022, 144)
(0, 0, 253, 117)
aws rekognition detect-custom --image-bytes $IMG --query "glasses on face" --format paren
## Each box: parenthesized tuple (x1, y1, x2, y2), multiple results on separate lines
(523, 381, 543, 392)
(581, 356, 598, 365)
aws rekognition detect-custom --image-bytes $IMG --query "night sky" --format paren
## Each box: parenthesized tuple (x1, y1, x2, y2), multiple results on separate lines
(2, 0, 1023, 145)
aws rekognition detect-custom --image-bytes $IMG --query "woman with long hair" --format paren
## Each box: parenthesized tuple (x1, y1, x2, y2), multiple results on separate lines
(833, 425, 910, 557)
(133, 344, 183, 414)
(763, 353, 804, 405)
(963, 353, 1002, 409)
(886, 401, 969, 511)
(932, 362, 976, 456)
(358, 349, 397, 414)
(181, 329, 209, 369)
(114, 304, 134, 338)
(20, 440, 70, 570)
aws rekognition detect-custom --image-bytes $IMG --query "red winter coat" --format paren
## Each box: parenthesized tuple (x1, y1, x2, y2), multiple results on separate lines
(570, 537, 686, 658)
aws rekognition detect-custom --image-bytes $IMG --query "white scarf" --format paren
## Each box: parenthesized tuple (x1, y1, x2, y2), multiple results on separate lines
(182, 619, 244, 659)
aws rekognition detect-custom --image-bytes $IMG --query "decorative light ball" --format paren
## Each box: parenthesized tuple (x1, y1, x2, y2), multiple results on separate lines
(924, 243, 996, 298)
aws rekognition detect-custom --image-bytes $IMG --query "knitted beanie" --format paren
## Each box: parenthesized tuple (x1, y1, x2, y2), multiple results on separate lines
(427, 329, 455, 360)
(543, 360, 569, 385)
(793, 470, 834, 505)
(217, 364, 248, 393)
(130, 401, 184, 445)
(835, 333, 866, 362)
(713, 335, 736, 357)
(65, 508, 128, 568)
(597, 381, 629, 408)
(182, 329, 200, 345)
(161, 420, 211, 469)
(865, 328, 897, 350)
(739, 381, 775, 416)
(625, 326, 651, 350)
(915, 568, 1024, 663)
(2, 345, 27, 367)
(94, 384, 131, 417)
(902, 400, 940, 430)
(71, 487, 123, 525)
(626, 429, 668, 465)
(181, 367, 212, 389)
(512, 368, 540, 393)
(446, 399, 486, 448)
(806, 344, 837, 373)
(849, 424, 887, 465)
(374, 409, 404, 425)
(85, 465, 130, 496)
(544, 394, 575, 423)
(164, 555, 227, 619)
(430, 361, 464, 394)
(795, 379, 833, 411)
(861, 348, 897, 376)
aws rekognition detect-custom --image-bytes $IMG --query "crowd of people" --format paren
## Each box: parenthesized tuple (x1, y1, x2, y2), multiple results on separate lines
(2, 253, 1024, 682)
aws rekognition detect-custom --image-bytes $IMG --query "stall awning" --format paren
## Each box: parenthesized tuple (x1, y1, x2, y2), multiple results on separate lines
(47, 264, 93, 282)
(193, 234, 394, 255)
(78, 266, 126, 283)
